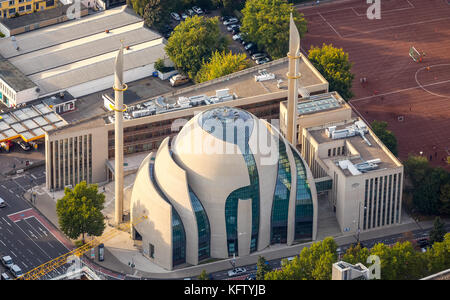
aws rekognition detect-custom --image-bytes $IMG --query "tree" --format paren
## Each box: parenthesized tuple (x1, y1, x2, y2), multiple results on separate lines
(256, 256, 272, 280)
(56, 181, 105, 244)
(371, 120, 398, 156)
(265, 237, 337, 280)
(130, 0, 147, 16)
(198, 269, 210, 280)
(241, 0, 307, 59)
(342, 243, 370, 265)
(429, 217, 446, 245)
(440, 183, 450, 215)
(195, 50, 250, 83)
(165, 15, 228, 79)
(143, 0, 163, 28)
(308, 44, 355, 101)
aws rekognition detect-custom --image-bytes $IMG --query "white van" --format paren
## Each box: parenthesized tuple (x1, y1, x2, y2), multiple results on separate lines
(169, 74, 190, 87)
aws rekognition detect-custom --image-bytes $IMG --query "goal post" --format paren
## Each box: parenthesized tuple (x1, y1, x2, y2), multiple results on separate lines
(409, 46, 423, 62)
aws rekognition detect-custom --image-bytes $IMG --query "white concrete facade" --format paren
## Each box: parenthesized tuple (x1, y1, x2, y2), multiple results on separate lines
(129, 107, 318, 270)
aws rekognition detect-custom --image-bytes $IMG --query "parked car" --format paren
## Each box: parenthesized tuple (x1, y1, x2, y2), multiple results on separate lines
(223, 18, 239, 26)
(170, 74, 190, 87)
(244, 42, 257, 51)
(170, 12, 181, 21)
(1, 273, 11, 280)
(10, 265, 23, 278)
(245, 274, 256, 280)
(221, 15, 234, 22)
(187, 9, 195, 17)
(1, 255, 13, 269)
(0, 197, 6, 208)
(232, 33, 243, 41)
(227, 24, 240, 32)
(17, 140, 31, 151)
(251, 53, 267, 60)
(181, 12, 188, 20)
(192, 6, 203, 15)
(248, 48, 259, 56)
(0, 141, 13, 152)
(256, 57, 271, 65)
(227, 267, 247, 277)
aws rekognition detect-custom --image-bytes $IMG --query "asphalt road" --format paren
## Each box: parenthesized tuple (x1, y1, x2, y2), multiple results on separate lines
(0, 165, 71, 280)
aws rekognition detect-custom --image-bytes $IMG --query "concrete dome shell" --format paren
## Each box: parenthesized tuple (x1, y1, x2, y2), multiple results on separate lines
(130, 106, 318, 270)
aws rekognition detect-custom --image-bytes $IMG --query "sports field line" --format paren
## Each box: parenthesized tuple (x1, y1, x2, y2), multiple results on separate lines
(302, 0, 415, 17)
(350, 78, 450, 103)
(317, 12, 343, 38)
(343, 16, 450, 37)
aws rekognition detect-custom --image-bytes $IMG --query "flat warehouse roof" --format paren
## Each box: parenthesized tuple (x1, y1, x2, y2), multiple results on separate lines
(0, 5, 166, 97)
(9, 22, 161, 76)
(0, 56, 36, 91)
(29, 39, 166, 95)
(0, 6, 142, 59)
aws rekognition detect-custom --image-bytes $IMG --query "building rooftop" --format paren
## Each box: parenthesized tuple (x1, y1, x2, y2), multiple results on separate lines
(0, 56, 36, 92)
(0, 6, 166, 97)
(0, 6, 141, 59)
(103, 56, 328, 125)
(0, 3, 88, 31)
(0, 101, 67, 142)
(308, 119, 400, 176)
(297, 93, 342, 115)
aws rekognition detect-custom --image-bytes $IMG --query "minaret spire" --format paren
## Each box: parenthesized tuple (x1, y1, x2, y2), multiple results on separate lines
(113, 41, 127, 226)
(286, 14, 301, 145)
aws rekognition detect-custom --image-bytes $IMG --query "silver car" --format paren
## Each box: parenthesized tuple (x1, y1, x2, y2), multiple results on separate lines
(10, 264, 23, 278)
(1, 255, 13, 269)
(0, 197, 6, 208)
(227, 267, 247, 277)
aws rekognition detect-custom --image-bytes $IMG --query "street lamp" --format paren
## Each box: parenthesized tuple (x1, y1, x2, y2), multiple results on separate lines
(354, 202, 367, 244)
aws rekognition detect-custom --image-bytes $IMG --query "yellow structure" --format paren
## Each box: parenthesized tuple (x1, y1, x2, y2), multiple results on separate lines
(0, 0, 58, 19)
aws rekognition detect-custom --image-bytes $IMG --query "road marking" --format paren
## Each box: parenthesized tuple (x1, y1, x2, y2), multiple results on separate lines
(0, 240, 5, 246)
(31, 174, 37, 180)
(10, 251, 17, 257)
(13, 221, 51, 259)
(17, 240, 24, 246)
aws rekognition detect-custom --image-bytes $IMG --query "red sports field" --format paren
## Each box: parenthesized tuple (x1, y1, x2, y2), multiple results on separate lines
(298, 0, 450, 169)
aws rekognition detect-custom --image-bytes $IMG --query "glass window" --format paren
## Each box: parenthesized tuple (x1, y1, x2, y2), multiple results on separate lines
(290, 145, 314, 241)
(225, 152, 259, 257)
(188, 186, 210, 261)
(271, 138, 291, 244)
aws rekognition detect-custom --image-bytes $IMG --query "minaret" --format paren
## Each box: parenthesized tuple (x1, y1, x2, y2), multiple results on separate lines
(113, 42, 127, 225)
(286, 14, 301, 145)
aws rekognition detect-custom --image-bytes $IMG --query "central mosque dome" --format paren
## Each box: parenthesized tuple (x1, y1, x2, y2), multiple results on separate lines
(130, 107, 317, 270)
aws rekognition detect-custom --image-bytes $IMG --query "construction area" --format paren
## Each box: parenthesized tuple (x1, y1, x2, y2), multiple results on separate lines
(298, 0, 450, 170)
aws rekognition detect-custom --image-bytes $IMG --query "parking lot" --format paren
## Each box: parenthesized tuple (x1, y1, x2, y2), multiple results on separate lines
(0, 165, 72, 280)
(167, 8, 271, 66)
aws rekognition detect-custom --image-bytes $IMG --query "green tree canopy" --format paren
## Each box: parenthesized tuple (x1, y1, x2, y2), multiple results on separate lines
(198, 269, 210, 280)
(165, 15, 228, 79)
(308, 44, 355, 100)
(56, 181, 105, 243)
(371, 120, 398, 156)
(429, 217, 446, 245)
(143, 0, 163, 29)
(404, 156, 450, 215)
(195, 50, 250, 83)
(265, 237, 337, 280)
(256, 256, 273, 280)
(240, 0, 307, 59)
